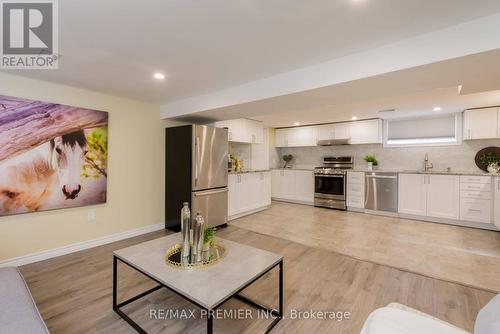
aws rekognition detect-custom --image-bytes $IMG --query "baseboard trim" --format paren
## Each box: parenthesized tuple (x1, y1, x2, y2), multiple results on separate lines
(271, 198, 314, 206)
(228, 205, 269, 221)
(398, 213, 499, 231)
(0, 222, 165, 268)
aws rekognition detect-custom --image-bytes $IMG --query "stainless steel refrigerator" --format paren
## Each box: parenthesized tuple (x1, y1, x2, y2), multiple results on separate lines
(165, 124, 228, 231)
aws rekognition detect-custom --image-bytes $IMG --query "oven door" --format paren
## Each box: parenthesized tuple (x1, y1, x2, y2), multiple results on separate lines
(314, 174, 345, 200)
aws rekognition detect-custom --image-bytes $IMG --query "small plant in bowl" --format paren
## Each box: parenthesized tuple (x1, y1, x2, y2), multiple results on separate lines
(363, 154, 378, 171)
(282, 154, 294, 168)
(202, 225, 216, 252)
(480, 153, 500, 174)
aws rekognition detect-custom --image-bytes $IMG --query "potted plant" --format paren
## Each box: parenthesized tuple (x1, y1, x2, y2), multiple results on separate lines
(363, 154, 378, 171)
(480, 153, 500, 174)
(282, 154, 293, 168)
(202, 225, 216, 252)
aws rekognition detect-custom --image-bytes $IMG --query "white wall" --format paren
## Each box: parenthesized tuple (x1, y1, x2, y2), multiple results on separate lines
(0, 73, 165, 261)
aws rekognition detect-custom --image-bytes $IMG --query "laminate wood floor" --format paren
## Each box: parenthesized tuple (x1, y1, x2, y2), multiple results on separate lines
(20, 225, 495, 334)
(231, 201, 500, 293)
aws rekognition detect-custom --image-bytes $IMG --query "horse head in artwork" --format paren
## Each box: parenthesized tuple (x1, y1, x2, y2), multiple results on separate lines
(50, 130, 88, 200)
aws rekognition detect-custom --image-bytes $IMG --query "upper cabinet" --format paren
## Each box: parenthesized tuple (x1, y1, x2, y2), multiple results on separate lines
(317, 123, 350, 140)
(349, 119, 382, 144)
(275, 119, 382, 147)
(463, 107, 499, 140)
(275, 126, 318, 147)
(215, 119, 264, 144)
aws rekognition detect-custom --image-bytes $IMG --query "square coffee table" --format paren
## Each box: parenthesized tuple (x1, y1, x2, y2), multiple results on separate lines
(113, 233, 283, 333)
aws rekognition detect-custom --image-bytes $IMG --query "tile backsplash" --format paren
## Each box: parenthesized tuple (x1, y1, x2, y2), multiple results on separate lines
(277, 139, 500, 172)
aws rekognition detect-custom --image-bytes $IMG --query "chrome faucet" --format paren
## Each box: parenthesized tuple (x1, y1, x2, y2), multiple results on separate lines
(424, 153, 434, 172)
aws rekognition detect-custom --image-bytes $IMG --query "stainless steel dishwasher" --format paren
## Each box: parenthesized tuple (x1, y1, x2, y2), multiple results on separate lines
(365, 172, 398, 213)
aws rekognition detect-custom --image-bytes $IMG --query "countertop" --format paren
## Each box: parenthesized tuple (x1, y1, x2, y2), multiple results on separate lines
(271, 167, 315, 171)
(350, 168, 497, 177)
(229, 169, 271, 174)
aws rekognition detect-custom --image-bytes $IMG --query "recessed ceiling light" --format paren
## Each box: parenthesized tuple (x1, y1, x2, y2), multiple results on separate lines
(433, 106, 442, 112)
(294, 122, 300, 126)
(154, 72, 165, 80)
(351, 116, 358, 120)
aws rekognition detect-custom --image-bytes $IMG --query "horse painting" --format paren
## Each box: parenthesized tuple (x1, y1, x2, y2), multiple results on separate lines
(0, 95, 108, 216)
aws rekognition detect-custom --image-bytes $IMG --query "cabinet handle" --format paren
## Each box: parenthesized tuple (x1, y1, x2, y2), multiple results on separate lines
(498, 179, 500, 190)
(468, 129, 471, 139)
(228, 132, 232, 140)
(252, 134, 255, 143)
(468, 209, 481, 213)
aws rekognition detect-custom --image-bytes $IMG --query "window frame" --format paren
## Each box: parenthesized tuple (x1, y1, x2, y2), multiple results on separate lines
(383, 113, 463, 148)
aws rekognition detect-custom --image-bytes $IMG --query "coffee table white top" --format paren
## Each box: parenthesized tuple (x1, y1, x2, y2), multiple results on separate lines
(113, 233, 283, 310)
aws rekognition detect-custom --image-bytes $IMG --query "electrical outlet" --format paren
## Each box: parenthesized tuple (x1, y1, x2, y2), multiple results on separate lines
(87, 210, 95, 223)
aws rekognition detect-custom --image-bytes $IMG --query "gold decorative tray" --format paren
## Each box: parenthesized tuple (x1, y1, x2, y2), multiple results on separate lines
(165, 241, 227, 269)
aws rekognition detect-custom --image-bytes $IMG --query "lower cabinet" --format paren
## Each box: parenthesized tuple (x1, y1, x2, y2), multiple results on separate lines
(398, 174, 460, 220)
(228, 172, 271, 219)
(272, 169, 314, 204)
(427, 175, 460, 220)
(495, 177, 500, 229)
(347, 172, 365, 209)
(459, 176, 492, 224)
(398, 174, 427, 216)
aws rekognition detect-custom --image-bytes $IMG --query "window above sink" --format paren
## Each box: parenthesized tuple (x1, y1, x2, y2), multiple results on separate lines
(383, 113, 462, 148)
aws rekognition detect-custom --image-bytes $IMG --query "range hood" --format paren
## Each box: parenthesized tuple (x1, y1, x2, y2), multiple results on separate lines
(317, 138, 350, 146)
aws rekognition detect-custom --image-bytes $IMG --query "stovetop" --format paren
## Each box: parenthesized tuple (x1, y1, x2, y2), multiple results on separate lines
(314, 156, 353, 175)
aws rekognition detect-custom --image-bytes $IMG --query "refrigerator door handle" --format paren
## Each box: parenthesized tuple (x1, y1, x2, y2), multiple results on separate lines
(195, 136, 200, 186)
(193, 188, 228, 197)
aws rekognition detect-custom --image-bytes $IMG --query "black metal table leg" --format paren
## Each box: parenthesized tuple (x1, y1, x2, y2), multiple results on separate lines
(279, 259, 283, 318)
(113, 255, 284, 334)
(207, 311, 213, 334)
(113, 255, 117, 310)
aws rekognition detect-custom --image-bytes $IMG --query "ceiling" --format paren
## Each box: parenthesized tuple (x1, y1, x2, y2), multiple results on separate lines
(172, 49, 500, 127)
(4, 0, 500, 104)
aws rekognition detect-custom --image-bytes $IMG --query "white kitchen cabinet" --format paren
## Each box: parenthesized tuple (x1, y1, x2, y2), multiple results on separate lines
(399, 174, 460, 219)
(258, 171, 272, 207)
(215, 119, 264, 144)
(459, 176, 492, 224)
(275, 119, 382, 146)
(317, 123, 350, 140)
(282, 170, 297, 200)
(227, 120, 244, 143)
(271, 169, 285, 198)
(243, 119, 264, 144)
(460, 199, 491, 224)
(275, 126, 318, 147)
(347, 171, 365, 209)
(463, 107, 499, 140)
(348, 119, 382, 144)
(294, 170, 315, 203)
(229, 172, 271, 219)
(272, 169, 296, 200)
(275, 128, 289, 148)
(426, 175, 460, 220)
(271, 169, 314, 204)
(494, 177, 500, 229)
(398, 174, 427, 216)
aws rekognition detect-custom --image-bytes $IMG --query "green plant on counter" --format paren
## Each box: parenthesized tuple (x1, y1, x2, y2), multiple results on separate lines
(204, 225, 216, 245)
(363, 154, 378, 166)
(282, 154, 293, 168)
(480, 153, 500, 167)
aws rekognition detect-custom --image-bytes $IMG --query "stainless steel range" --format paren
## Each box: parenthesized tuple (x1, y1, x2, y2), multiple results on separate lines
(314, 156, 353, 210)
